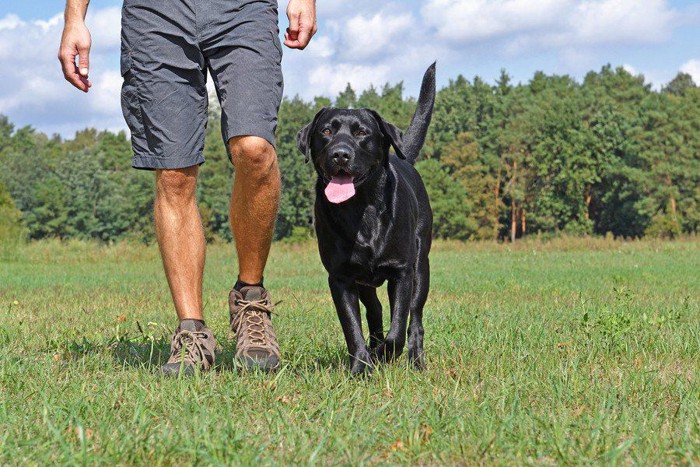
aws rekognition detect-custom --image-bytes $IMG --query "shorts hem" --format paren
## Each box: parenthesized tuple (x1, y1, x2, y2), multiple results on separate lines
(224, 128, 277, 151)
(131, 153, 205, 171)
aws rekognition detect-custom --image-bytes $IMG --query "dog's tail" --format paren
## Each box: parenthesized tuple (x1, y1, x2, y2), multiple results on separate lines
(402, 62, 436, 165)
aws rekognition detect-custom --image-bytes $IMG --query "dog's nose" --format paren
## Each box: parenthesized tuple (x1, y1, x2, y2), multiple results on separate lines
(332, 149, 351, 165)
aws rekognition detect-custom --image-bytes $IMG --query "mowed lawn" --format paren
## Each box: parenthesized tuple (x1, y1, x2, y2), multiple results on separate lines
(0, 238, 698, 464)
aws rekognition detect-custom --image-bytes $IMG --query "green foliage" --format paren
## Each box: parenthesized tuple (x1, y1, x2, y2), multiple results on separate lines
(416, 159, 476, 240)
(0, 181, 25, 258)
(199, 97, 234, 240)
(335, 83, 357, 109)
(662, 72, 697, 97)
(0, 64, 699, 242)
(441, 132, 500, 239)
(275, 96, 319, 240)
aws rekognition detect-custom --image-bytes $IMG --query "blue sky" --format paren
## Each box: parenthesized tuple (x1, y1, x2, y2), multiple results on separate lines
(1, 0, 699, 137)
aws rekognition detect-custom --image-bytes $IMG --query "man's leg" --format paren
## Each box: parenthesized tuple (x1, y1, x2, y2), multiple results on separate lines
(119, 0, 216, 376)
(228, 136, 281, 283)
(155, 166, 217, 376)
(227, 136, 282, 371)
(201, 0, 283, 370)
(154, 166, 205, 321)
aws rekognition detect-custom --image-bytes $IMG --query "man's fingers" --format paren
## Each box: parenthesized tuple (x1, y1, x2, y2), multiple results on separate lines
(58, 50, 90, 92)
(297, 27, 311, 49)
(288, 10, 300, 34)
(58, 50, 77, 81)
(285, 3, 316, 49)
(284, 28, 299, 48)
(77, 44, 90, 77)
(69, 70, 90, 92)
(68, 73, 90, 92)
(58, 49, 72, 72)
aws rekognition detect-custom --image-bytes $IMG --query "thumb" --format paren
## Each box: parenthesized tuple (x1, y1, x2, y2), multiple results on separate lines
(78, 43, 90, 76)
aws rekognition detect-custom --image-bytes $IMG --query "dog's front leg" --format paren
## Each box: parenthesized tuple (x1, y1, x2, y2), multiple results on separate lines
(377, 274, 414, 362)
(329, 276, 372, 376)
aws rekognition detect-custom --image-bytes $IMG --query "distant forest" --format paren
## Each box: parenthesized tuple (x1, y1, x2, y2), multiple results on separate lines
(1, 65, 699, 245)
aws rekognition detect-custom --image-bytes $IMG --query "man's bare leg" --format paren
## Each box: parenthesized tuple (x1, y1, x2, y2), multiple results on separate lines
(228, 136, 281, 283)
(226, 136, 281, 371)
(154, 166, 205, 321)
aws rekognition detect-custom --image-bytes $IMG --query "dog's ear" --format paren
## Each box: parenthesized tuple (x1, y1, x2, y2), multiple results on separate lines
(368, 110, 405, 159)
(297, 107, 328, 164)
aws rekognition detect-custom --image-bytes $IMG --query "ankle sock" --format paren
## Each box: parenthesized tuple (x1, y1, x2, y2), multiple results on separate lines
(234, 277, 264, 292)
(180, 319, 206, 332)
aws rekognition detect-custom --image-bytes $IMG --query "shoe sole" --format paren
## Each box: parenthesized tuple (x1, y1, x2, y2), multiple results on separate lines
(160, 364, 197, 377)
(237, 355, 279, 372)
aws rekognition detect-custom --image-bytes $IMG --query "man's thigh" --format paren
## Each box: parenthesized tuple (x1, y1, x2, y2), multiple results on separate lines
(202, 0, 284, 153)
(121, 0, 208, 170)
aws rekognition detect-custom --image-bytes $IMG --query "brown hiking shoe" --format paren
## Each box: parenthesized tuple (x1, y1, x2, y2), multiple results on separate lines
(160, 320, 216, 377)
(229, 286, 280, 372)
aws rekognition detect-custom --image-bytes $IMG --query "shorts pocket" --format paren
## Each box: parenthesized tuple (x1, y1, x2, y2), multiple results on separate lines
(120, 49, 145, 136)
(270, 30, 283, 60)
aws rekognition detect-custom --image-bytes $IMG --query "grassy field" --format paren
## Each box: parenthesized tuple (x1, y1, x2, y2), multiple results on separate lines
(0, 238, 698, 464)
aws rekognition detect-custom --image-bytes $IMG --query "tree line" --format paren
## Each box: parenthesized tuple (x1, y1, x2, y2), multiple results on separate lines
(0, 65, 698, 245)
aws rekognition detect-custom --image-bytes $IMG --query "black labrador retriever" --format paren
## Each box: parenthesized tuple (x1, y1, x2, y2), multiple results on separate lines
(296, 63, 436, 375)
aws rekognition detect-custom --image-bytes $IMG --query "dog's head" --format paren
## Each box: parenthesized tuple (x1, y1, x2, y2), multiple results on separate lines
(297, 64, 437, 204)
(297, 108, 405, 204)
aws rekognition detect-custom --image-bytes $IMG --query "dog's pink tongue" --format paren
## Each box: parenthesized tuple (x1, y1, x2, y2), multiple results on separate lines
(325, 174, 356, 204)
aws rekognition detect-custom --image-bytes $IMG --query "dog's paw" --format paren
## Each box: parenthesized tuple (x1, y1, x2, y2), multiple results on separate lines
(367, 334, 384, 351)
(408, 348, 425, 370)
(349, 350, 373, 377)
(350, 359, 372, 377)
(375, 338, 404, 363)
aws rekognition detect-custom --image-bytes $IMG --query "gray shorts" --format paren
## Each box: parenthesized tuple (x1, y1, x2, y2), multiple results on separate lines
(120, 0, 283, 170)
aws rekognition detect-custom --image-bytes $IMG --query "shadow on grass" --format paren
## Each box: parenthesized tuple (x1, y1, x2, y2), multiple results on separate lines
(56, 329, 350, 374)
(110, 337, 171, 369)
(213, 339, 349, 374)
(48, 334, 170, 370)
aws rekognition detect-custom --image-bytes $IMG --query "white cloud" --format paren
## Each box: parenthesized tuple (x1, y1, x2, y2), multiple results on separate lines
(88, 70, 123, 116)
(303, 35, 335, 59)
(341, 13, 413, 60)
(280, 3, 435, 101)
(422, 0, 570, 43)
(0, 14, 22, 30)
(681, 59, 700, 84)
(572, 0, 674, 45)
(308, 63, 391, 97)
(34, 14, 62, 33)
(313, 0, 382, 17)
(0, 8, 123, 136)
(622, 64, 638, 75)
(422, 0, 676, 47)
(89, 7, 122, 52)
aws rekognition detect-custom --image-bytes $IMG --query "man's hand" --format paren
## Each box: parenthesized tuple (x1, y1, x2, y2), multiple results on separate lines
(284, 0, 316, 50)
(58, 21, 92, 92)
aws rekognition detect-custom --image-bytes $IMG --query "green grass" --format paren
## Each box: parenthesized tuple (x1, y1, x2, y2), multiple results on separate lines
(1, 238, 699, 464)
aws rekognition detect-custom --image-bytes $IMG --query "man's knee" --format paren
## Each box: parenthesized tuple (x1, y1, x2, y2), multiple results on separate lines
(156, 167, 198, 203)
(228, 136, 277, 178)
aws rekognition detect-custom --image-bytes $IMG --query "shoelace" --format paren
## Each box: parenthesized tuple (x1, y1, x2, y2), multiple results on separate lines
(171, 330, 211, 369)
(233, 299, 275, 346)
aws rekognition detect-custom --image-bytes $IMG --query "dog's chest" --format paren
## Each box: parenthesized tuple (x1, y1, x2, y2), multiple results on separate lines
(335, 207, 411, 284)
(347, 243, 396, 287)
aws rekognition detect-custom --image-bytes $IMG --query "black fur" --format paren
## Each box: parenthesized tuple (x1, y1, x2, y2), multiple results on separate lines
(296, 63, 436, 375)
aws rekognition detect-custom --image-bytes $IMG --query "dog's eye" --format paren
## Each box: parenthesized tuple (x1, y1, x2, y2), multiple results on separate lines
(355, 129, 368, 137)
(321, 128, 332, 136)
